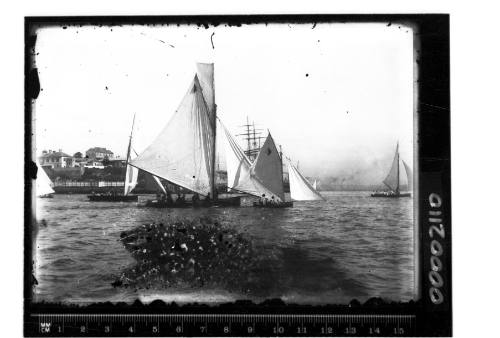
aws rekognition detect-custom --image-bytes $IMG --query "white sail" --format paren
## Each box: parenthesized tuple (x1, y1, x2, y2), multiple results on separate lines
(124, 164, 139, 195)
(196, 63, 216, 124)
(287, 161, 324, 201)
(402, 160, 413, 191)
(383, 143, 400, 192)
(36, 166, 55, 197)
(219, 120, 251, 189)
(219, 120, 278, 199)
(131, 75, 214, 195)
(312, 180, 317, 190)
(250, 133, 285, 201)
(123, 115, 139, 196)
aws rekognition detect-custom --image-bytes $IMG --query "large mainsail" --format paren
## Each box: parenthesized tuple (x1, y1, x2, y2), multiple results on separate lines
(36, 166, 55, 197)
(219, 120, 278, 199)
(251, 133, 285, 201)
(383, 143, 400, 193)
(402, 160, 413, 191)
(287, 161, 324, 201)
(131, 75, 214, 195)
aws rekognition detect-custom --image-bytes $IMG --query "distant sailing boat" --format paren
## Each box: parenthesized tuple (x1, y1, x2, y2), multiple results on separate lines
(88, 115, 139, 202)
(287, 160, 325, 201)
(371, 142, 412, 198)
(312, 180, 318, 191)
(36, 165, 55, 198)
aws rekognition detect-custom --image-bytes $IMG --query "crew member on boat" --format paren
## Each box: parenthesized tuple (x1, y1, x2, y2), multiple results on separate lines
(259, 194, 268, 206)
(270, 195, 277, 206)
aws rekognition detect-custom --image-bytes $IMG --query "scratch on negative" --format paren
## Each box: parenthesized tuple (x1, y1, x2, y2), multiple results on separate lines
(420, 102, 450, 111)
(210, 32, 215, 49)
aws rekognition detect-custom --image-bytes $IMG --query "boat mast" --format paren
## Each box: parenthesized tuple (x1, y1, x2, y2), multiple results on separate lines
(124, 113, 136, 188)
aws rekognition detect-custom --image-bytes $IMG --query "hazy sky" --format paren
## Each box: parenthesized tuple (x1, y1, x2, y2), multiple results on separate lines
(34, 22, 414, 184)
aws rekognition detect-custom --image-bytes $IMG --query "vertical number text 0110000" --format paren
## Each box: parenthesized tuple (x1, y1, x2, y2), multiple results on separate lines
(428, 193, 445, 305)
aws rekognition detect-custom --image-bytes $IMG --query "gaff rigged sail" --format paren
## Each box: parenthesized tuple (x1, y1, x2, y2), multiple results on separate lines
(131, 75, 214, 196)
(383, 143, 400, 192)
(36, 166, 55, 197)
(219, 121, 279, 200)
(251, 133, 285, 201)
(287, 161, 324, 201)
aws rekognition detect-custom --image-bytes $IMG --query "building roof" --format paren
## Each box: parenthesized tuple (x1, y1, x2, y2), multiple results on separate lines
(86, 147, 114, 154)
(40, 151, 71, 159)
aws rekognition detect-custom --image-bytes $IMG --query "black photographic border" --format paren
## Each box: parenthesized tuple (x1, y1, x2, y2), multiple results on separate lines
(24, 14, 451, 336)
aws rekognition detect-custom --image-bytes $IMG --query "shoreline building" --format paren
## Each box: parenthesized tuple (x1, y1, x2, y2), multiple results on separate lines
(85, 147, 114, 161)
(38, 150, 74, 169)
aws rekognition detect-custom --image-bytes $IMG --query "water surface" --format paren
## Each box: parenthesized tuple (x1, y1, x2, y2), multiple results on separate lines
(34, 192, 414, 304)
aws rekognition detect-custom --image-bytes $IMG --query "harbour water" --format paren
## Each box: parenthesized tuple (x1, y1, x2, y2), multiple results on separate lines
(33, 191, 414, 305)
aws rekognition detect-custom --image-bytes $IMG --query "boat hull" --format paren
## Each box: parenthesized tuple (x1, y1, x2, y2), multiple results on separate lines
(144, 196, 241, 208)
(253, 201, 294, 208)
(88, 195, 138, 202)
(370, 192, 411, 198)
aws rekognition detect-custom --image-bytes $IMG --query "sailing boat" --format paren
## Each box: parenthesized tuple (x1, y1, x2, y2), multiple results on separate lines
(131, 63, 240, 208)
(227, 129, 293, 208)
(36, 165, 55, 198)
(312, 180, 318, 191)
(88, 115, 139, 202)
(371, 142, 412, 198)
(287, 160, 325, 201)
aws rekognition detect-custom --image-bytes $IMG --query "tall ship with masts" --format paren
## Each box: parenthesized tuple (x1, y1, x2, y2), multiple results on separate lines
(371, 142, 412, 198)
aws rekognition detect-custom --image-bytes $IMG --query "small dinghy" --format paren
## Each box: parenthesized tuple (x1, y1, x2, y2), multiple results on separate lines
(252, 201, 293, 208)
(144, 196, 241, 208)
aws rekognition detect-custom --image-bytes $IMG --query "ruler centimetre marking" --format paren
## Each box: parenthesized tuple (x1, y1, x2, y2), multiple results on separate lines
(28, 313, 416, 336)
